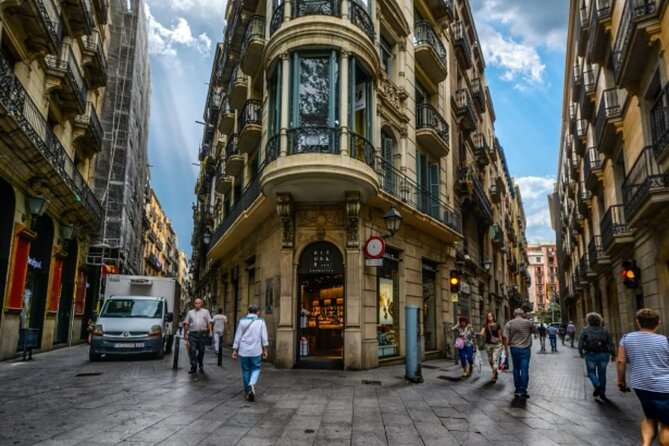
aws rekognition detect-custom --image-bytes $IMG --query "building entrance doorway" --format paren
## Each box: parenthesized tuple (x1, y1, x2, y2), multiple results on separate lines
(296, 242, 344, 369)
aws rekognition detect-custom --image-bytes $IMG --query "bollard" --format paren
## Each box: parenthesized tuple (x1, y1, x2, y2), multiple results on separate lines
(217, 334, 223, 366)
(172, 335, 180, 370)
(405, 305, 423, 383)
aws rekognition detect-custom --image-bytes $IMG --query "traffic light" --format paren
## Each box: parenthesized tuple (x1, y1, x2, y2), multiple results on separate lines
(450, 270, 461, 293)
(621, 260, 640, 289)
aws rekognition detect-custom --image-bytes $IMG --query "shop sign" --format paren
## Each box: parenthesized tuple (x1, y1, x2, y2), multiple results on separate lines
(298, 242, 344, 275)
(365, 258, 383, 267)
(461, 282, 471, 294)
(383, 248, 400, 263)
(27, 257, 42, 270)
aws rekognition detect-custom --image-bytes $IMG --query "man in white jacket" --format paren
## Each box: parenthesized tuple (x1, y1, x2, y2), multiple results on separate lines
(232, 305, 269, 401)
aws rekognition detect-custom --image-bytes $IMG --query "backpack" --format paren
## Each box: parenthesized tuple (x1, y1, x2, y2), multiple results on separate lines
(584, 328, 609, 352)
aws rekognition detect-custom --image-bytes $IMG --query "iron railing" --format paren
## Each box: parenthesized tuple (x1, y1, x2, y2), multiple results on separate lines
(454, 88, 477, 128)
(415, 103, 449, 147)
(594, 87, 626, 143)
(241, 15, 265, 57)
(270, 3, 285, 35)
(45, 44, 87, 110)
(588, 235, 606, 268)
(239, 99, 262, 132)
(229, 64, 247, 90)
(0, 58, 102, 222)
(451, 21, 472, 66)
(35, 0, 63, 50)
(350, 1, 374, 41)
(622, 145, 669, 216)
(74, 101, 103, 147)
(414, 21, 447, 70)
(612, 0, 662, 82)
(651, 83, 669, 159)
(471, 173, 494, 223)
(225, 134, 238, 162)
(349, 132, 375, 168)
(82, 30, 108, 85)
(378, 158, 461, 233)
(265, 133, 281, 163)
(288, 126, 340, 154)
(584, 146, 603, 181)
(600, 204, 630, 248)
(293, 0, 340, 17)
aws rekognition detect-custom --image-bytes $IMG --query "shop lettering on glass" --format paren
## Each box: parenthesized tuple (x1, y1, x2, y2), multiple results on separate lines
(310, 249, 334, 273)
(27, 257, 43, 270)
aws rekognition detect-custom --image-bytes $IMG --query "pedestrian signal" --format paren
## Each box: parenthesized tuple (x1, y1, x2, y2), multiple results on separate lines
(450, 270, 461, 293)
(621, 260, 640, 289)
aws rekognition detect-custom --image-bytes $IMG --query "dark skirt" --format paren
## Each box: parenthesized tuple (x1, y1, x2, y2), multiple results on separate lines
(634, 389, 669, 425)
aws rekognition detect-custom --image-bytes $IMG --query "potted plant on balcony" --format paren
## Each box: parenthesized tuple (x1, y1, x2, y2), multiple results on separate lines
(457, 163, 475, 195)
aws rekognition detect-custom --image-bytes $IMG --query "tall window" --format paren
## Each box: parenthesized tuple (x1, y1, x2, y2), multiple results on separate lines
(349, 58, 373, 139)
(268, 61, 282, 137)
(381, 130, 395, 192)
(417, 152, 439, 218)
(291, 52, 338, 127)
(380, 36, 393, 77)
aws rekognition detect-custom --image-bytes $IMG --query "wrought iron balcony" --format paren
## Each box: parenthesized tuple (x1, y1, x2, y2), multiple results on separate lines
(228, 64, 248, 110)
(293, 0, 341, 18)
(241, 15, 266, 75)
(613, 0, 666, 88)
(584, 147, 603, 191)
(44, 43, 88, 114)
(569, 152, 579, 178)
(578, 182, 591, 214)
(467, 171, 494, 225)
(580, 68, 596, 118)
(414, 21, 447, 82)
(91, 0, 109, 24)
(81, 30, 107, 88)
(0, 59, 102, 227)
(288, 126, 340, 155)
(350, 1, 374, 41)
(424, 0, 453, 20)
(224, 134, 244, 176)
(588, 235, 610, 271)
(73, 101, 103, 156)
(600, 204, 633, 254)
(4, 0, 62, 55)
(238, 99, 262, 154)
(473, 133, 490, 166)
(270, 2, 285, 35)
(219, 96, 235, 136)
(451, 21, 473, 69)
(593, 87, 626, 155)
(349, 132, 375, 168)
(415, 103, 449, 157)
(454, 89, 477, 131)
(471, 77, 486, 113)
(622, 145, 669, 225)
(587, 0, 613, 62)
(491, 223, 504, 247)
(265, 133, 281, 163)
(61, 0, 95, 37)
(490, 183, 501, 204)
(651, 83, 669, 160)
(378, 158, 461, 233)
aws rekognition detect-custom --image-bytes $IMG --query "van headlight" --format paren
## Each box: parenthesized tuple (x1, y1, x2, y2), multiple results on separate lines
(93, 325, 104, 336)
(148, 325, 162, 337)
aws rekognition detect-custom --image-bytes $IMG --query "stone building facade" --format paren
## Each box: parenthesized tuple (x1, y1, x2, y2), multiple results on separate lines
(527, 243, 559, 317)
(191, 0, 530, 369)
(554, 0, 669, 341)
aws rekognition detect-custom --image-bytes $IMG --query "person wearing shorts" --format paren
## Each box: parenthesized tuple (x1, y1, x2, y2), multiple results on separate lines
(617, 308, 669, 446)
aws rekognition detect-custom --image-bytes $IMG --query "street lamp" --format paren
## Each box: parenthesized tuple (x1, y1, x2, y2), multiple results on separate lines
(383, 206, 402, 236)
(482, 258, 492, 271)
(26, 195, 49, 229)
(202, 228, 211, 246)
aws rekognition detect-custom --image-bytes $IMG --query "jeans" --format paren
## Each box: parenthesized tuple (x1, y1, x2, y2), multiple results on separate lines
(539, 336, 546, 351)
(188, 332, 208, 369)
(240, 355, 263, 393)
(585, 352, 610, 393)
(510, 347, 531, 395)
(213, 330, 223, 353)
(549, 335, 557, 351)
(458, 344, 474, 368)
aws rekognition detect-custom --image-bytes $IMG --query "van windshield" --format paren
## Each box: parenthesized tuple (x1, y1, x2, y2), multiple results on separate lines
(101, 299, 163, 318)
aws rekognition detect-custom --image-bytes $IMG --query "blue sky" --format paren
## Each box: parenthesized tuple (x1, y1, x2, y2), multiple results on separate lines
(143, 0, 568, 257)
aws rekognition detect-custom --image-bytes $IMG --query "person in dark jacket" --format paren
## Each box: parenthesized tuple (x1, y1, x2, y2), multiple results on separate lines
(578, 312, 615, 399)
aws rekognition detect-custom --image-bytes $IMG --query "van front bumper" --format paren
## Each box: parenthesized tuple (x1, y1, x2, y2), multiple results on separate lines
(90, 336, 163, 356)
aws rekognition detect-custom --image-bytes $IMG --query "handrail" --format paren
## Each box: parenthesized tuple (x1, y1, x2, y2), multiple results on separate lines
(349, 131, 375, 168)
(415, 103, 449, 147)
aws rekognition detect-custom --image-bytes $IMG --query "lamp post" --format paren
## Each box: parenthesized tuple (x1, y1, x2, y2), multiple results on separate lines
(383, 206, 402, 237)
(26, 195, 49, 229)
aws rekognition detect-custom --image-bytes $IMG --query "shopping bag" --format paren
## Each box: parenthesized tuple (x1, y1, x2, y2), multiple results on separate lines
(475, 349, 482, 372)
(498, 350, 507, 372)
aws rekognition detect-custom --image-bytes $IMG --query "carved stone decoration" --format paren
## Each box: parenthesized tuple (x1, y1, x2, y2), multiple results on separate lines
(345, 191, 361, 248)
(276, 193, 294, 248)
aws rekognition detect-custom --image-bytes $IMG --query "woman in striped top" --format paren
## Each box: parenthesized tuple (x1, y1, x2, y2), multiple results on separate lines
(617, 308, 669, 446)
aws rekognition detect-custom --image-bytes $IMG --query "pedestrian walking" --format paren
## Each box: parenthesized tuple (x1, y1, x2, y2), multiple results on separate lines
(559, 325, 566, 345)
(578, 312, 615, 399)
(617, 308, 669, 446)
(232, 305, 269, 402)
(182, 298, 213, 374)
(452, 316, 476, 378)
(547, 323, 559, 352)
(566, 321, 576, 348)
(212, 308, 228, 354)
(479, 312, 502, 382)
(537, 323, 547, 352)
(503, 308, 535, 399)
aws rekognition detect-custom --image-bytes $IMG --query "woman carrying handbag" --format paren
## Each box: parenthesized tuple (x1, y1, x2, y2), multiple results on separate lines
(479, 312, 503, 382)
(452, 316, 476, 377)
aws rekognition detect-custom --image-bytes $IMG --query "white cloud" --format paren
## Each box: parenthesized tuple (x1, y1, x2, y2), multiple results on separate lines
(162, 0, 228, 22)
(515, 176, 555, 243)
(145, 4, 212, 58)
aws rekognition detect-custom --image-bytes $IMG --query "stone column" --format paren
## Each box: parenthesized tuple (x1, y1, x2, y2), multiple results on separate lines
(275, 249, 296, 368)
(345, 247, 362, 369)
(280, 52, 290, 157)
(339, 50, 350, 156)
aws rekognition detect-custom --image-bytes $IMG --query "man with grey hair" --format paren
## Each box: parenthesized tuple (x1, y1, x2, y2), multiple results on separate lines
(183, 298, 213, 374)
(578, 312, 615, 399)
(232, 304, 269, 402)
(503, 308, 535, 399)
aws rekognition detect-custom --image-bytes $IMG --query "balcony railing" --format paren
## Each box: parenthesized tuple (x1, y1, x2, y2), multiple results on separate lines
(45, 44, 88, 111)
(473, 132, 489, 165)
(210, 164, 264, 248)
(600, 204, 631, 249)
(622, 145, 669, 218)
(241, 15, 265, 57)
(451, 21, 472, 68)
(588, 235, 607, 269)
(225, 134, 238, 162)
(454, 89, 477, 131)
(265, 133, 280, 163)
(81, 30, 107, 88)
(584, 146, 603, 189)
(270, 3, 285, 35)
(0, 61, 102, 223)
(288, 126, 340, 154)
(350, 1, 374, 40)
(349, 132, 375, 168)
(415, 103, 449, 148)
(471, 77, 486, 111)
(414, 21, 447, 69)
(293, 0, 341, 17)
(378, 158, 461, 233)
(74, 101, 103, 151)
(239, 99, 262, 133)
(594, 87, 627, 149)
(471, 174, 494, 224)
(651, 83, 669, 159)
(25, 0, 63, 53)
(61, 0, 95, 36)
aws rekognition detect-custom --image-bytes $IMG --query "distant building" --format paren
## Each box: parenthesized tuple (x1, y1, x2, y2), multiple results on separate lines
(527, 243, 559, 316)
(141, 188, 178, 278)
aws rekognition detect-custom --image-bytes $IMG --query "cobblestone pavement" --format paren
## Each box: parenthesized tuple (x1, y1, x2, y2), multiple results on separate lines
(0, 339, 648, 446)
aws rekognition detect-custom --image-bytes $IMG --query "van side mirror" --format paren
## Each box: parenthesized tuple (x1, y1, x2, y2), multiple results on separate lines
(165, 312, 174, 323)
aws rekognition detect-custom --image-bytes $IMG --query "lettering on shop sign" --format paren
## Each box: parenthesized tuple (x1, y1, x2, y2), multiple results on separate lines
(27, 257, 43, 270)
(298, 242, 344, 275)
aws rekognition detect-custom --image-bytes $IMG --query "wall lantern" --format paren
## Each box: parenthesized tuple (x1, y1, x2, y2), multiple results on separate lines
(383, 206, 402, 236)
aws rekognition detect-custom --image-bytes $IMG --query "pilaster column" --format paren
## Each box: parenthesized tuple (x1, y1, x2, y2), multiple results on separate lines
(284, 0, 292, 21)
(340, 49, 350, 156)
(280, 52, 290, 157)
(341, 0, 349, 20)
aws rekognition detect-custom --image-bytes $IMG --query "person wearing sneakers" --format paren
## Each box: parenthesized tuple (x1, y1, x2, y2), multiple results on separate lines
(578, 312, 615, 400)
(503, 308, 535, 399)
(452, 316, 476, 378)
(479, 312, 503, 382)
(232, 305, 268, 402)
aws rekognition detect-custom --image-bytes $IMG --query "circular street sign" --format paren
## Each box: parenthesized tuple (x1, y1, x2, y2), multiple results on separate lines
(364, 236, 385, 259)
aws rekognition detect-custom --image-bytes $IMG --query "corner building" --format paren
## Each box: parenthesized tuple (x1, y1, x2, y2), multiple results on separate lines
(555, 0, 669, 340)
(192, 0, 530, 369)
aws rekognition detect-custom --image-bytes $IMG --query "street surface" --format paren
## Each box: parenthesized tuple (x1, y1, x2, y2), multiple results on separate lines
(0, 339, 645, 446)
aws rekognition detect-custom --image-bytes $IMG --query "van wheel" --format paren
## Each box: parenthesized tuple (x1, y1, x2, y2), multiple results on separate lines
(156, 342, 165, 360)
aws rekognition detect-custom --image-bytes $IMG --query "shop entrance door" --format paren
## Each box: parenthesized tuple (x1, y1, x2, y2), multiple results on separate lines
(296, 242, 344, 369)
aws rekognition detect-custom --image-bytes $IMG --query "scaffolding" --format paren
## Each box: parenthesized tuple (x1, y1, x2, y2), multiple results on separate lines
(88, 0, 150, 279)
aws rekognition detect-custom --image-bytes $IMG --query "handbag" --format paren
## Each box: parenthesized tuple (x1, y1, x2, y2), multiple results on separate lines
(487, 326, 500, 344)
(455, 336, 465, 350)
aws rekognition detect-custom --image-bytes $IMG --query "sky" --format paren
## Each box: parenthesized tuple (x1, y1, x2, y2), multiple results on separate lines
(143, 0, 568, 257)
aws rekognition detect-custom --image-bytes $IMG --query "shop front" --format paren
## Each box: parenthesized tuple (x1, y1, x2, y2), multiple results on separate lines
(54, 240, 78, 344)
(377, 248, 400, 359)
(296, 241, 345, 369)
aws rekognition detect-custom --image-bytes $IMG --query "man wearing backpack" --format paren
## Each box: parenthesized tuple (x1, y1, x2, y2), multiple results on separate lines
(537, 323, 548, 352)
(567, 321, 577, 347)
(578, 312, 615, 399)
